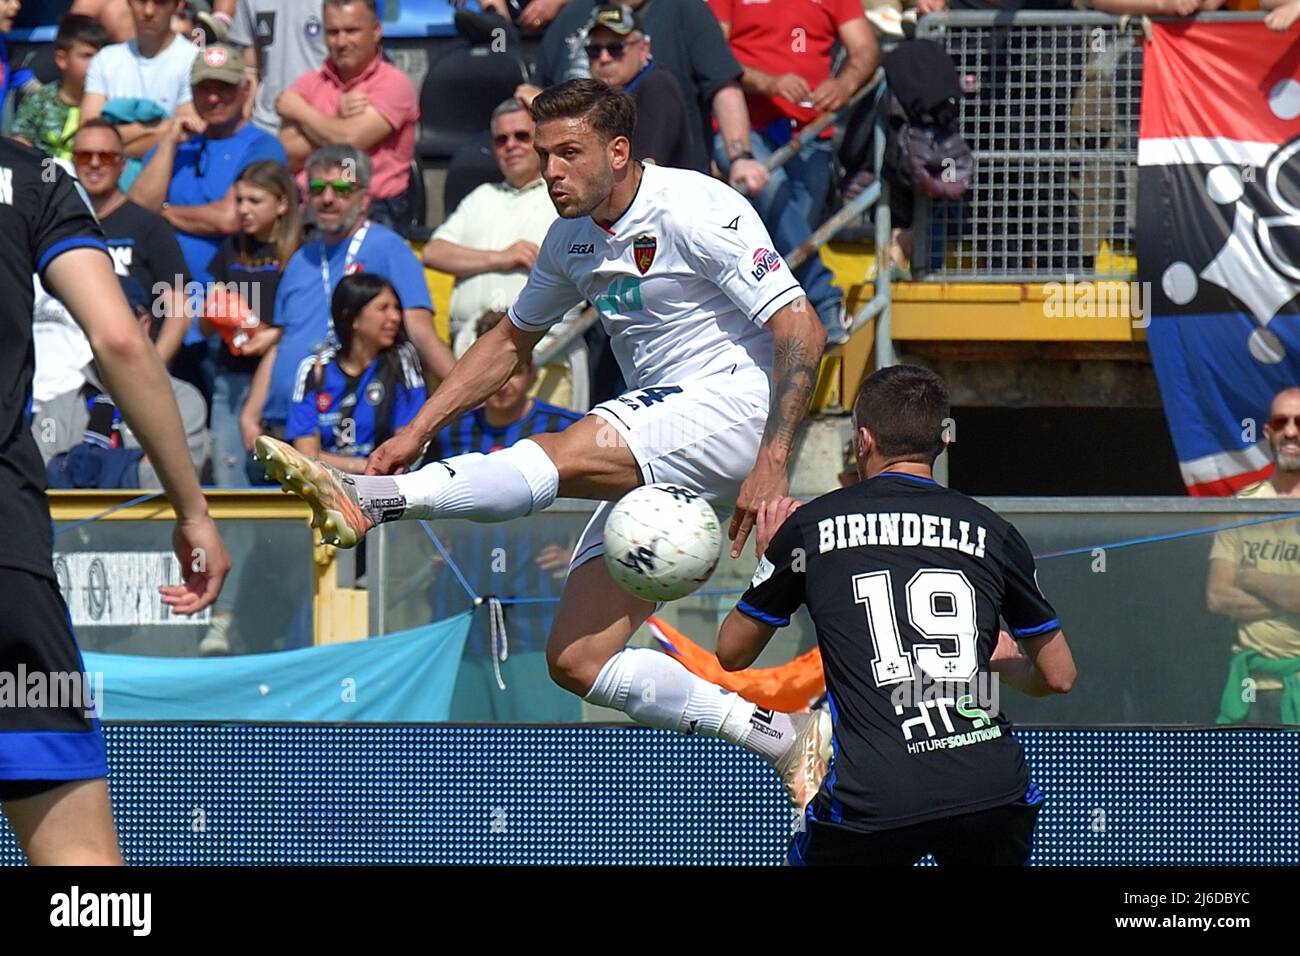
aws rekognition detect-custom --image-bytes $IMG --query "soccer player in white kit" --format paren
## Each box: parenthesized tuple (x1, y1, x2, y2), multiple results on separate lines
(257, 79, 832, 803)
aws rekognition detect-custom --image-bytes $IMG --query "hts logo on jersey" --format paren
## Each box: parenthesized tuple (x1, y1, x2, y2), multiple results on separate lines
(891, 673, 1003, 754)
(750, 248, 782, 281)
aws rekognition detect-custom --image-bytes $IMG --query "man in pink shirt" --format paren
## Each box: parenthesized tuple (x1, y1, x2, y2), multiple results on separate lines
(275, 0, 418, 231)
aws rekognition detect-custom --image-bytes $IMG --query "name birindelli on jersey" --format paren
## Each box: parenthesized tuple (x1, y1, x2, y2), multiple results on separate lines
(816, 511, 989, 557)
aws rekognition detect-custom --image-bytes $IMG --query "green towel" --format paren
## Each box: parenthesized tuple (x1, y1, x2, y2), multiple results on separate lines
(1216, 650, 1300, 725)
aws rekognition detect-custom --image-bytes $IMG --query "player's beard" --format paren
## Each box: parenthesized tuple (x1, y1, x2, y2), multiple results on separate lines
(559, 164, 616, 220)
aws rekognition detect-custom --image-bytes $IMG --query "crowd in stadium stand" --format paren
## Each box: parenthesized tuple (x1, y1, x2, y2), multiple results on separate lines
(8, 0, 1285, 499)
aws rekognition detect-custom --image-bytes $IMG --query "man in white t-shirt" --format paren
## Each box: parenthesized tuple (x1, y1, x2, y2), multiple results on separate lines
(80, 0, 200, 158)
(257, 79, 834, 806)
(424, 98, 588, 410)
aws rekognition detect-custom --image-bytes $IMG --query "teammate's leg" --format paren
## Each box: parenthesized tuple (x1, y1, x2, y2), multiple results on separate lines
(3, 779, 123, 865)
(0, 570, 122, 865)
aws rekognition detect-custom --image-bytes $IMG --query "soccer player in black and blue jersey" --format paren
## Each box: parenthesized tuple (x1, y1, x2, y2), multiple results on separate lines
(0, 138, 229, 863)
(719, 365, 1077, 865)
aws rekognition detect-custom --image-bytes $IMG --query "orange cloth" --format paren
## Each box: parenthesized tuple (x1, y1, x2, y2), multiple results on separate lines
(646, 616, 826, 713)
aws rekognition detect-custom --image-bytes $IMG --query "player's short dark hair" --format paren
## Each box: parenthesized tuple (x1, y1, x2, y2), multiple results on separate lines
(852, 364, 950, 465)
(56, 13, 110, 53)
(530, 78, 636, 146)
(73, 117, 125, 148)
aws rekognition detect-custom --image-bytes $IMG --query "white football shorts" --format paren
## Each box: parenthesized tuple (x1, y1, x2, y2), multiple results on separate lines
(569, 366, 769, 572)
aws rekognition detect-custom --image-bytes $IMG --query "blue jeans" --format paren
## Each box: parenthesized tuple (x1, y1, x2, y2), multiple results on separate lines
(210, 370, 253, 488)
(713, 131, 845, 342)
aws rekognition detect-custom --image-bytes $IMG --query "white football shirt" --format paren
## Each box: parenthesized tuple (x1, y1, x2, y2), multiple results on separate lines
(508, 163, 805, 390)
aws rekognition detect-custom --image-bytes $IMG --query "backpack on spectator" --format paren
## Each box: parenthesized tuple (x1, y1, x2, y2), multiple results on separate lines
(839, 40, 974, 229)
(883, 40, 973, 216)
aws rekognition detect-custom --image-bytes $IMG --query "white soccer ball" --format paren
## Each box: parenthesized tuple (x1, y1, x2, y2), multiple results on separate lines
(603, 483, 722, 602)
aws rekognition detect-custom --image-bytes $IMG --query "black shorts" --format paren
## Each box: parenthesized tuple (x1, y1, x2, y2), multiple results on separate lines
(0, 565, 108, 800)
(788, 796, 1042, 866)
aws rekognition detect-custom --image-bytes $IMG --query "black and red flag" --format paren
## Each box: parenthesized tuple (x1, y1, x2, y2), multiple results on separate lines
(1138, 21, 1300, 494)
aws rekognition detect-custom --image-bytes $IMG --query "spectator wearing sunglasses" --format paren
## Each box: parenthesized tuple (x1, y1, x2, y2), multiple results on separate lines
(71, 120, 190, 367)
(128, 41, 286, 400)
(524, 0, 769, 196)
(1208, 387, 1300, 727)
(583, 5, 691, 169)
(246, 144, 454, 455)
(422, 99, 589, 411)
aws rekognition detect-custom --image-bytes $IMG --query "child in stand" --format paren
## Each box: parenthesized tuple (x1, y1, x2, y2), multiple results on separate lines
(202, 159, 300, 489)
(12, 14, 109, 160)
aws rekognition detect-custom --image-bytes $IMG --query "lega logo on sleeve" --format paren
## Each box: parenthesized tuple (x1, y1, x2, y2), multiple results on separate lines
(750, 247, 782, 281)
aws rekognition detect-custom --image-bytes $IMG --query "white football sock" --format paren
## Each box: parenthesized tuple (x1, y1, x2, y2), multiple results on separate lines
(584, 647, 798, 765)
(353, 438, 559, 523)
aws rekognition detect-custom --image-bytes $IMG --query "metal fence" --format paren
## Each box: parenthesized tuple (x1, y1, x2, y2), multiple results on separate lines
(915, 11, 1148, 281)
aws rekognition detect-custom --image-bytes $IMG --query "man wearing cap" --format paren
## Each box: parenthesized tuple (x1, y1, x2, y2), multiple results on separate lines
(128, 40, 287, 396)
(527, 0, 768, 195)
(515, 6, 700, 167)
(582, 4, 691, 168)
(276, 0, 418, 231)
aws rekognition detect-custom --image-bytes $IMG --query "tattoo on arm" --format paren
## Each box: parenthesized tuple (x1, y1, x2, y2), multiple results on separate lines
(762, 332, 818, 455)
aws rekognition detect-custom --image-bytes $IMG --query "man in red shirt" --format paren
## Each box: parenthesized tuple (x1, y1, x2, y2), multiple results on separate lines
(276, 0, 418, 231)
(709, 0, 878, 345)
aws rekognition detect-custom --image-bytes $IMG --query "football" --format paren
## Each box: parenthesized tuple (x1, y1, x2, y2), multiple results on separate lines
(603, 484, 723, 602)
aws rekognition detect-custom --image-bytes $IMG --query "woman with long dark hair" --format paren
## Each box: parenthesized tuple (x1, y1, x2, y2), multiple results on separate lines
(285, 273, 426, 474)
